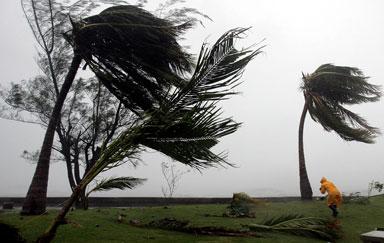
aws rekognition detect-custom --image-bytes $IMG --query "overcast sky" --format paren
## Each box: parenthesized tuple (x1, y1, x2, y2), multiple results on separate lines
(1, 0, 384, 198)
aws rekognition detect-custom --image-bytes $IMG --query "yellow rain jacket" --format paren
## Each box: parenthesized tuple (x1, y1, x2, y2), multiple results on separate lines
(320, 177, 342, 207)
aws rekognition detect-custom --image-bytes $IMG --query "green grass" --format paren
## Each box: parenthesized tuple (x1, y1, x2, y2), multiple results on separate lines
(1, 195, 384, 242)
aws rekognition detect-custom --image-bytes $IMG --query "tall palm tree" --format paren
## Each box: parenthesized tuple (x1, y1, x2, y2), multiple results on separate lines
(298, 64, 381, 200)
(36, 27, 262, 243)
(22, 4, 199, 215)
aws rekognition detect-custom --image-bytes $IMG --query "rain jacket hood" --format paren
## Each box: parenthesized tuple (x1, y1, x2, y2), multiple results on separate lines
(320, 177, 342, 207)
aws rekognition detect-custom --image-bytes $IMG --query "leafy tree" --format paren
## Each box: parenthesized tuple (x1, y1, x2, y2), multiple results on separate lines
(17, 0, 135, 215)
(1, 76, 142, 209)
(18, 0, 209, 215)
(298, 64, 381, 200)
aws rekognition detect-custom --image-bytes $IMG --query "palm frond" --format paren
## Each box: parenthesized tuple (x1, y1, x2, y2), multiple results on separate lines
(87, 176, 146, 196)
(80, 26, 259, 182)
(81, 124, 144, 185)
(303, 64, 381, 105)
(302, 64, 382, 143)
(134, 28, 262, 168)
(247, 214, 341, 241)
(308, 96, 380, 143)
(139, 102, 239, 169)
(131, 29, 262, 168)
(66, 5, 195, 114)
(170, 27, 264, 108)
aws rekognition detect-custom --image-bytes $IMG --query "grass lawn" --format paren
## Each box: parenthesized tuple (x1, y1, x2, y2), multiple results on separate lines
(1, 195, 384, 242)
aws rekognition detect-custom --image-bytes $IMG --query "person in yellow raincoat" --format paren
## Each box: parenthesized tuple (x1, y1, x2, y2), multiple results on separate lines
(320, 177, 342, 217)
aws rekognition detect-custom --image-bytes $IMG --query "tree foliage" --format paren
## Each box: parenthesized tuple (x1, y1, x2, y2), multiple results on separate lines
(0, 1, 212, 207)
(64, 5, 197, 114)
(80, 27, 262, 176)
(301, 64, 381, 143)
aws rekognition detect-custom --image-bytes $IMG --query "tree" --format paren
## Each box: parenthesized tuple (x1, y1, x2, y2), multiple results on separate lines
(18, 0, 130, 215)
(298, 64, 382, 200)
(161, 161, 190, 198)
(36, 24, 262, 242)
(1, 76, 141, 209)
(20, 0, 208, 215)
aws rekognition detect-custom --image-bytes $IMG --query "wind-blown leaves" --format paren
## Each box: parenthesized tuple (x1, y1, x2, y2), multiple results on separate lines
(302, 64, 382, 143)
(80, 27, 261, 184)
(138, 28, 263, 168)
(65, 5, 195, 114)
(86, 176, 146, 196)
(63, 7, 263, 170)
(246, 214, 341, 241)
(171, 27, 263, 108)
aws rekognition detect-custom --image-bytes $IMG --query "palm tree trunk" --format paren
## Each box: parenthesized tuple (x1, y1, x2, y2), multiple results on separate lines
(298, 96, 313, 200)
(36, 185, 83, 243)
(21, 55, 82, 215)
(75, 187, 88, 210)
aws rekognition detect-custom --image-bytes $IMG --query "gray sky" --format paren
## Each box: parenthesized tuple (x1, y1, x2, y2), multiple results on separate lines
(1, 0, 384, 198)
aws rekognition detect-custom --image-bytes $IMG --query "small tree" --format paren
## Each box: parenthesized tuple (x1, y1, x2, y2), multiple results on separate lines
(18, 0, 139, 215)
(161, 161, 190, 198)
(368, 180, 384, 197)
(1, 75, 137, 209)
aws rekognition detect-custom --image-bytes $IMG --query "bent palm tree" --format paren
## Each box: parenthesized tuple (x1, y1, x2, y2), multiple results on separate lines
(36, 28, 263, 243)
(298, 64, 381, 200)
(22, 5, 198, 215)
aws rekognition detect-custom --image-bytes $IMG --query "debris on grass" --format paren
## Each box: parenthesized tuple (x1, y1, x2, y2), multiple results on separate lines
(131, 217, 261, 237)
(245, 214, 342, 241)
(131, 214, 341, 241)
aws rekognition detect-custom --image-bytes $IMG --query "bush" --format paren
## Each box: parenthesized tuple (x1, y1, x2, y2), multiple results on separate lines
(343, 192, 369, 205)
(225, 192, 265, 218)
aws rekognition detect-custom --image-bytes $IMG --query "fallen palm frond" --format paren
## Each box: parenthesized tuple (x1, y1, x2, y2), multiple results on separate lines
(246, 214, 341, 241)
(131, 217, 261, 237)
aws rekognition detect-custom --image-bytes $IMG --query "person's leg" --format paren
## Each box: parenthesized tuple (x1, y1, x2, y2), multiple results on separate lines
(328, 204, 338, 217)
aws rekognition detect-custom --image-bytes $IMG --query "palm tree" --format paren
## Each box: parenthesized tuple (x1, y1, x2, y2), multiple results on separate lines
(298, 64, 381, 200)
(36, 27, 262, 243)
(22, 4, 200, 215)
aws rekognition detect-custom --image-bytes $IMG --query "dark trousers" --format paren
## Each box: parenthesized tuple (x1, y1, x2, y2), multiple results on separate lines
(329, 204, 338, 217)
